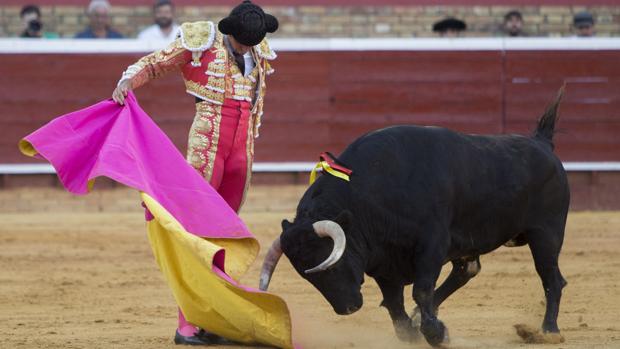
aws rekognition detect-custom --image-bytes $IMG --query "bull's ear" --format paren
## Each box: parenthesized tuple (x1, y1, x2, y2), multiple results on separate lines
(281, 219, 293, 231)
(334, 210, 353, 231)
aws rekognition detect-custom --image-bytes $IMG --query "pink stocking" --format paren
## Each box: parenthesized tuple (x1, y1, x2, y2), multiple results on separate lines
(177, 309, 197, 336)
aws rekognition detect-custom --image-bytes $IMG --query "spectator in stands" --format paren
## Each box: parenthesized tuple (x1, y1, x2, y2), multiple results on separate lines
(502, 10, 526, 37)
(573, 11, 596, 37)
(432, 17, 467, 37)
(138, 0, 180, 42)
(20, 5, 58, 38)
(75, 0, 123, 39)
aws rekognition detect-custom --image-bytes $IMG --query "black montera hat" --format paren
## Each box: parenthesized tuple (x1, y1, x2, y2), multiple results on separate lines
(218, 0, 279, 46)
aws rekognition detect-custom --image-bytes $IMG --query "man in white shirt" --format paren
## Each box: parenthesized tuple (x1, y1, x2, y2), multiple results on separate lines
(137, 0, 179, 42)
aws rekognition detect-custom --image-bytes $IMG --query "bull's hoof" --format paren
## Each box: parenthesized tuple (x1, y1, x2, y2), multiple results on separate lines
(394, 318, 421, 343)
(421, 319, 448, 347)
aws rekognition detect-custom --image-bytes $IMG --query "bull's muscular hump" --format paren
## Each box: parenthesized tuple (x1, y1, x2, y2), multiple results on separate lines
(261, 88, 569, 347)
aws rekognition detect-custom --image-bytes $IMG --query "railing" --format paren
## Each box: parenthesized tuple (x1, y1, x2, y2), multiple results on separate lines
(2, 162, 620, 174)
(1, 37, 620, 53)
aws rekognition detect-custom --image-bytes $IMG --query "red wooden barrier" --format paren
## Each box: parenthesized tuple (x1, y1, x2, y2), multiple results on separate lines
(503, 51, 620, 161)
(1, 48, 619, 164)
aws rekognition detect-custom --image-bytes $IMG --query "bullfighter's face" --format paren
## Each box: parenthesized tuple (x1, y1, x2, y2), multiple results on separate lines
(279, 215, 365, 315)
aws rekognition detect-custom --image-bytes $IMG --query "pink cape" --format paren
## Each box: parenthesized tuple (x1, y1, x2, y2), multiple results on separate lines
(21, 92, 248, 239)
(19, 92, 296, 348)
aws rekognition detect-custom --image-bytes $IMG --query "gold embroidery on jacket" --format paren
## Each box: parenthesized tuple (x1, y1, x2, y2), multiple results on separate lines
(186, 102, 222, 182)
(239, 116, 255, 210)
(204, 104, 223, 182)
(124, 38, 188, 89)
(185, 80, 224, 105)
(184, 33, 228, 104)
(179, 21, 216, 53)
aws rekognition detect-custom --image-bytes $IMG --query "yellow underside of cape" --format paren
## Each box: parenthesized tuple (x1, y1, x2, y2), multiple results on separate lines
(19, 139, 293, 348)
(141, 193, 293, 348)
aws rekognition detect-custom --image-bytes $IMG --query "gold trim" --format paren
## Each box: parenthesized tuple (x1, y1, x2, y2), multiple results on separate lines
(193, 112, 214, 134)
(255, 39, 277, 60)
(178, 21, 215, 52)
(205, 104, 222, 182)
(239, 113, 255, 210)
(187, 127, 207, 171)
(187, 102, 223, 183)
(185, 80, 225, 105)
(206, 77, 226, 93)
(123, 38, 187, 90)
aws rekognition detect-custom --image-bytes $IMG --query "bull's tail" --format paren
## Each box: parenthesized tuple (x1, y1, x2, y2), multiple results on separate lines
(533, 85, 565, 150)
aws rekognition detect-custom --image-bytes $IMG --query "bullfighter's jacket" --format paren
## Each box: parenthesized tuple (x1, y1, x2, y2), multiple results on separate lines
(118, 21, 276, 138)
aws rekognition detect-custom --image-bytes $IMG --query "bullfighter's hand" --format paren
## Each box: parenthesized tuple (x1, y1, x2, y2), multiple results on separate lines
(112, 80, 132, 105)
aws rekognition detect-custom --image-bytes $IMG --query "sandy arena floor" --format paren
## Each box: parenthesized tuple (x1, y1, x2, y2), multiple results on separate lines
(1, 185, 619, 349)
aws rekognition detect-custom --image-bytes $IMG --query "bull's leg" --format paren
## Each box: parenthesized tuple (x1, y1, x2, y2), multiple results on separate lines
(412, 247, 448, 347)
(376, 277, 419, 342)
(527, 227, 567, 333)
(434, 256, 481, 309)
(412, 256, 481, 324)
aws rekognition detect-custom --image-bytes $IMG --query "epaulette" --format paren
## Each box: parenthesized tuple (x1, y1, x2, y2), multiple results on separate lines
(178, 21, 216, 53)
(255, 39, 277, 61)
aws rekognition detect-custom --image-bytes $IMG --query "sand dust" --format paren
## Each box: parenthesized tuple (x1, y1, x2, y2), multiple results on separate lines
(1, 185, 620, 349)
(513, 324, 565, 344)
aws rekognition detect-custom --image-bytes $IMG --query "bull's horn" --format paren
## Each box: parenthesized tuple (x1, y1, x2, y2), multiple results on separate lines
(305, 220, 347, 274)
(259, 238, 283, 291)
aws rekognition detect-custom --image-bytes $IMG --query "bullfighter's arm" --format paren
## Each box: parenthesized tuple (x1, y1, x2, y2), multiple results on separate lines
(118, 37, 191, 90)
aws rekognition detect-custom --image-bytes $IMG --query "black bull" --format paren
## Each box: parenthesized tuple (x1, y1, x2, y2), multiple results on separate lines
(260, 89, 569, 347)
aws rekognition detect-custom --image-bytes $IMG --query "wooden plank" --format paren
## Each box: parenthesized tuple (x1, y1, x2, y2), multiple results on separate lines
(506, 51, 620, 78)
(504, 50, 620, 161)
(331, 51, 503, 83)
(505, 82, 620, 123)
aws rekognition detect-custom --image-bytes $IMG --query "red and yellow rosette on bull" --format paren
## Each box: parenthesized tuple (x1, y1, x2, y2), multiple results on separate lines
(309, 152, 352, 184)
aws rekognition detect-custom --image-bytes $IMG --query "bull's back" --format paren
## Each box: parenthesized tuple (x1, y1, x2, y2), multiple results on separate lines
(341, 125, 555, 187)
(339, 125, 568, 250)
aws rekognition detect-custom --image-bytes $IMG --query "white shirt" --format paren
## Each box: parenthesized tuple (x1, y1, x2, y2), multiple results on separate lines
(242, 52, 255, 77)
(223, 35, 256, 77)
(137, 23, 180, 43)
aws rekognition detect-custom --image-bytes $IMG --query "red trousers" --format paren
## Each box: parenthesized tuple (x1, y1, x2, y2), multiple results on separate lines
(180, 98, 254, 336)
(186, 99, 254, 212)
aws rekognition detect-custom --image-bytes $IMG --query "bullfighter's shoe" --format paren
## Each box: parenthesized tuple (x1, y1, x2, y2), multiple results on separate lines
(174, 329, 237, 346)
(174, 329, 211, 345)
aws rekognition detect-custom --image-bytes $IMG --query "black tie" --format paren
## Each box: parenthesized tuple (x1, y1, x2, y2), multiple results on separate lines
(233, 52, 245, 75)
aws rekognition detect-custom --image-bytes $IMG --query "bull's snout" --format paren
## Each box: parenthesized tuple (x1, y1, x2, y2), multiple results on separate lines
(344, 304, 361, 314)
(334, 304, 361, 315)
(333, 293, 363, 315)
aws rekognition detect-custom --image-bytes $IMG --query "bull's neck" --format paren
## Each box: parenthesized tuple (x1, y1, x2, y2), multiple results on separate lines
(349, 192, 410, 279)
(362, 229, 385, 277)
